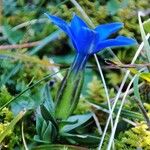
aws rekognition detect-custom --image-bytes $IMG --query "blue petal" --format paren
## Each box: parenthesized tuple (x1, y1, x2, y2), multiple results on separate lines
(45, 13, 71, 36)
(70, 14, 88, 34)
(94, 36, 137, 53)
(73, 27, 96, 54)
(45, 13, 77, 50)
(95, 22, 124, 40)
(70, 14, 89, 52)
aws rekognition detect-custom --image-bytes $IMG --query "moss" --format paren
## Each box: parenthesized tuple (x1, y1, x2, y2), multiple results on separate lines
(74, 97, 91, 114)
(0, 108, 20, 149)
(87, 76, 115, 103)
(1, 0, 150, 148)
(121, 123, 150, 149)
(0, 85, 13, 107)
(0, 107, 14, 123)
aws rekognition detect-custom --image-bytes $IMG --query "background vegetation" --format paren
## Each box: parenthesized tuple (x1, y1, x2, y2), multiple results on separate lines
(0, 0, 150, 149)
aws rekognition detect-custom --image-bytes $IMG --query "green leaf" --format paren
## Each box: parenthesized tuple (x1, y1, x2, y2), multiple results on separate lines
(35, 114, 57, 143)
(138, 14, 150, 62)
(3, 0, 17, 15)
(106, 0, 129, 15)
(0, 72, 63, 111)
(107, 60, 150, 83)
(133, 76, 150, 126)
(59, 119, 78, 127)
(144, 19, 150, 33)
(36, 114, 44, 137)
(11, 87, 44, 115)
(29, 30, 62, 55)
(55, 70, 84, 120)
(63, 133, 100, 145)
(3, 24, 24, 44)
(41, 120, 48, 139)
(0, 63, 21, 87)
(60, 113, 92, 133)
(34, 135, 45, 143)
(107, 0, 120, 15)
(40, 105, 58, 129)
(89, 101, 143, 120)
(41, 121, 53, 142)
(32, 144, 88, 150)
(43, 84, 55, 115)
(51, 54, 74, 64)
(130, 69, 150, 83)
(116, 108, 143, 120)
(133, 76, 141, 100)
(34, 119, 51, 144)
(140, 72, 150, 83)
(42, 121, 56, 142)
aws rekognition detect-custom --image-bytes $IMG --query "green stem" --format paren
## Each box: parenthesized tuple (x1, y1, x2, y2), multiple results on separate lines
(55, 54, 88, 120)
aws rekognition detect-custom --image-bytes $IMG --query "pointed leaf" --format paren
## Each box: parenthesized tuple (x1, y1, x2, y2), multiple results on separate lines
(138, 13, 150, 62)
(43, 84, 54, 114)
(32, 144, 88, 150)
(143, 19, 150, 33)
(61, 113, 92, 133)
(3, 24, 24, 44)
(40, 105, 58, 129)
(63, 133, 100, 145)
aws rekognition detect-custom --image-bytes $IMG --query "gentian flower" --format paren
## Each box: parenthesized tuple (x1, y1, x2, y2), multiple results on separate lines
(45, 13, 136, 120)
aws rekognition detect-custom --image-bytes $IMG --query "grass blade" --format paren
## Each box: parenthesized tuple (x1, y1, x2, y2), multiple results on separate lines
(29, 30, 62, 55)
(138, 13, 150, 62)
(98, 34, 150, 149)
(0, 69, 66, 111)
(107, 74, 138, 150)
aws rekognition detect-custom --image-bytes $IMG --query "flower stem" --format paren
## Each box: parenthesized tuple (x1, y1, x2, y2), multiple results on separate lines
(55, 54, 88, 120)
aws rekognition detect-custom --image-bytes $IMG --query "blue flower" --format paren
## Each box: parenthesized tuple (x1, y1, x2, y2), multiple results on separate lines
(45, 13, 137, 119)
(45, 13, 136, 56)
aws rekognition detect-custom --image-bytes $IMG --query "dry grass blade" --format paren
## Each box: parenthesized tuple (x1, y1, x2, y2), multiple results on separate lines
(0, 50, 58, 68)
(107, 74, 138, 150)
(0, 41, 41, 50)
